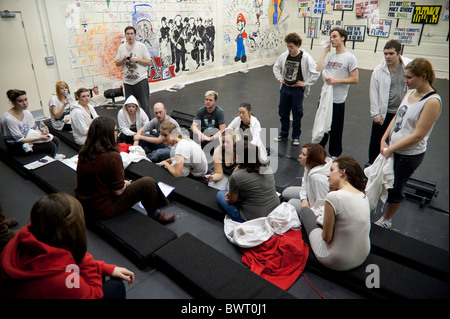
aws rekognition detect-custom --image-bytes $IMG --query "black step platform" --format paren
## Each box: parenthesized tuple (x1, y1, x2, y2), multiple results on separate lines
(125, 161, 224, 221)
(153, 232, 296, 299)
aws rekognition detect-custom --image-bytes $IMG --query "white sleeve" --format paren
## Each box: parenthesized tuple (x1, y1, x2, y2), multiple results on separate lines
(369, 69, 381, 119)
(303, 53, 320, 87)
(117, 110, 135, 136)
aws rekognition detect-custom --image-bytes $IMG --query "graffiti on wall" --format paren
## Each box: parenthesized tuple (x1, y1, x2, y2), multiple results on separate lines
(63, 0, 286, 92)
(222, 0, 287, 66)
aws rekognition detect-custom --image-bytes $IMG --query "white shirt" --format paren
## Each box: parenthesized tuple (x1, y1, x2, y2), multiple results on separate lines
(173, 138, 208, 177)
(116, 41, 151, 85)
(324, 51, 358, 103)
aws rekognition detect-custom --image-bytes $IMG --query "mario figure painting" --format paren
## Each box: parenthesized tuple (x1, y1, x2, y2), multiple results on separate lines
(235, 13, 247, 63)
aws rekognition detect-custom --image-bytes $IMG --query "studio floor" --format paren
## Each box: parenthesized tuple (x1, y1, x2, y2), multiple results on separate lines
(0, 65, 448, 300)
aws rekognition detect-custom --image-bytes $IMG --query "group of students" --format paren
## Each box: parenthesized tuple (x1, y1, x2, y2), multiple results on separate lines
(0, 27, 443, 298)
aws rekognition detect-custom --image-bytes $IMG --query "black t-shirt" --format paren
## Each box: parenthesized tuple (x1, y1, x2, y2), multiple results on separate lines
(283, 51, 303, 85)
(193, 105, 226, 133)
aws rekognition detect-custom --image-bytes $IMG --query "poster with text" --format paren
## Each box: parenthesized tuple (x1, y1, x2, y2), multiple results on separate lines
(299, 0, 312, 17)
(344, 25, 366, 41)
(322, 20, 343, 35)
(368, 19, 391, 37)
(312, 0, 334, 14)
(387, 1, 416, 19)
(411, 5, 441, 24)
(334, 0, 354, 11)
(307, 17, 321, 38)
(392, 27, 420, 45)
(356, 0, 379, 18)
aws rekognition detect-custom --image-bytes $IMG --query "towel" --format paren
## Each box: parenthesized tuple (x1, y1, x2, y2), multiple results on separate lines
(364, 153, 394, 210)
(311, 69, 333, 143)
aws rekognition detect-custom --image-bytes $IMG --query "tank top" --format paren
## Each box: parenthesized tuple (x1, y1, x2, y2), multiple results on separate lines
(390, 90, 441, 155)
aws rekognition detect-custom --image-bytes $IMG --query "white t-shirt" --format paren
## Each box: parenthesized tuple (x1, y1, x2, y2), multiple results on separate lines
(308, 189, 370, 271)
(115, 41, 151, 85)
(173, 138, 208, 177)
(1, 110, 36, 144)
(324, 51, 358, 103)
(48, 95, 71, 130)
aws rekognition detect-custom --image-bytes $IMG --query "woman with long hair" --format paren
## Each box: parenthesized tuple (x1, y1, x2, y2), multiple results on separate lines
(75, 116, 174, 224)
(376, 58, 442, 229)
(204, 129, 238, 190)
(1, 89, 59, 157)
(0, 193, 134, 299)
(299, 155, 370, 271)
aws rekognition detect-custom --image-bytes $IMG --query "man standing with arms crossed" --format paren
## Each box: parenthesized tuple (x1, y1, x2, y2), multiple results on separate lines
(316, 28, 358, 159)
(115, 26, 153, 117)
(367, 40, 411, 164)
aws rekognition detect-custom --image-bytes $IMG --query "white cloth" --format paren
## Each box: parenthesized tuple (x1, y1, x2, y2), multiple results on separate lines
(369, 56, 412, 124)
(224, 202, 301, 248)
(364, 153, 394, 210)
(120, 145, 149, 169)
(24, 129, 54, 143)
(311, 69, 333, 143)
(273, 49, 320, 96)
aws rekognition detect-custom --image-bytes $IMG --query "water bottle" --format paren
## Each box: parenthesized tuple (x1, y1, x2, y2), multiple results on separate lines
(39, 121, 48, 135)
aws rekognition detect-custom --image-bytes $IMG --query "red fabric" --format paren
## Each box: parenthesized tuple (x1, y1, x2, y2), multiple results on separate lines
(0, 224, 115, 299)
(241, 229, 309, 290)
(118, 143, 131, 153)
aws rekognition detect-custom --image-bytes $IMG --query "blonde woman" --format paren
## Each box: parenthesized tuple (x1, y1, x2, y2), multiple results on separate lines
(48, 81, 72, 131)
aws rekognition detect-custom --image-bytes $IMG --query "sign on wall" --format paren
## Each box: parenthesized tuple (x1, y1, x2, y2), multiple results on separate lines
(392, 27, 421, 45)
(368, 19, 392, 37)
(387, 1, 416, 19)
(312, 0, 334, 14)
(334, 0, 354, 11)
(307, 17, 321, 38)
(344, 25, 366, 41)
(322, 20, 343, 35)
(298, 0, 312, 17)
(411, 5, 442, 24)
(356, 0, 379, 18)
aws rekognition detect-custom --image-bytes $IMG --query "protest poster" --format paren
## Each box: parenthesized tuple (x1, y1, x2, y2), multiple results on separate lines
(334, 0, 354, 11)
(344, 25, 366, 41)
(387, 1, 416, 19)
(368, 19, 392, 37)
(356, 0, 379, 18)
(411, 5, 441, 24)
(299, 0, 312, 17)
(392, 27, 421, 45)
(322, 20, 343, 35)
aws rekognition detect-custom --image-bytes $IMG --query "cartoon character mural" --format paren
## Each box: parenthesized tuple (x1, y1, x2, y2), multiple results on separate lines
(235, 13, 247, 63)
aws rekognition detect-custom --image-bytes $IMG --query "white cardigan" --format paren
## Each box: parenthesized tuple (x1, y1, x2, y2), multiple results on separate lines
(70, 102, 99, 145)
(273, 49, 320, 96)
(227, 115, 268, 163)
(369, 55, 412, 124)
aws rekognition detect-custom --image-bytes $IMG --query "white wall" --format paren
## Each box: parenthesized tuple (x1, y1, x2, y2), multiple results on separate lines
(1, 0, 448, 116)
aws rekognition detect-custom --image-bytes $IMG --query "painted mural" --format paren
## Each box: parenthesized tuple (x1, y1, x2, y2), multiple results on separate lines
(63, 0, 286, 92)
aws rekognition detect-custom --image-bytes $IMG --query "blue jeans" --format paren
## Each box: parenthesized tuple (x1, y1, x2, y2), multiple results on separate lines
(138, 133, 171, 162)
(216, 190, 244, 222)
(278, 85, 304, 139)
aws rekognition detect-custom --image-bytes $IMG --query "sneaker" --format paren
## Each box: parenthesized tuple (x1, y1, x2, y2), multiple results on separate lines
(292, 139, 300, 146)
(375, 216, 392, 229)
(274, 136, 287, 142)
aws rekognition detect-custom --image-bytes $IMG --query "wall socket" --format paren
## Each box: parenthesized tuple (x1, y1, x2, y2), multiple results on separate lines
(45, 56, 55, 65)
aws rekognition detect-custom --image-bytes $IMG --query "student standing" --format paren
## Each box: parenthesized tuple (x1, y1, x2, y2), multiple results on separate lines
(316, 28, 358, 158)
(273, 32, 320, 146)
(115, 26, 153, 117)
(368, 40, 412, 164)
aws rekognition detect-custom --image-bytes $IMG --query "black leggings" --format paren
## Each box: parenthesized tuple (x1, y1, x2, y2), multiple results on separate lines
(6, 136, 60, 158)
